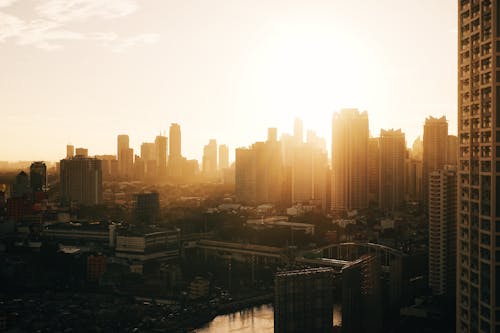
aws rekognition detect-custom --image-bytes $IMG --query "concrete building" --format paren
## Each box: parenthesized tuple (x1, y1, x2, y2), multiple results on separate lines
(331, 109, 369, 212)
(115, 229, 180, 263)
(368, 137, 380, 205)
(422, 116, 448, 211)
(218, 144, 229, 170)
(457, 2, 499, 332)
(379, 129, 406, 213)
(29, 161, 47, 193)
(428, 166, 456, 298)
(66, 144, 74, 159)
(291, 144, 328, 210)
(155, 135, 168, 178)
(75, 147, 88, 157)
(168, 123, 183, 178)
(60, 156, 102, 205)
(134, 192, 159, 224)
(235, 148, 256, 203)
(117, 134, 133, 178)
(342, 255, 382, 333)
(447, 135, 458, 166)
(274, 267, 335, 333)
(202, 139, 218, 179)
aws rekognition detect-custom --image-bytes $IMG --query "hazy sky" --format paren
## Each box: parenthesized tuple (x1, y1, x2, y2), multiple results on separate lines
(0, 0, 457, 162)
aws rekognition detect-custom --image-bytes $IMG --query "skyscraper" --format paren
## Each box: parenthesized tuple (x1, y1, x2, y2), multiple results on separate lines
(218, 144, 229, 170)
(75, 147, 88, 157)
(458, 2, 498, 332)
(379, 129, 406, 212)
(331, 109, 369, 212)
(429, 166, 456, 298)
(202, 139, 218, 179)
(447, 134, 458, 166)
(155, 135, 168, 178)
(117, 134, 130, 177)
(66, 144, 74, 159)
(169, 123, 182, 158)
(168, 123, 183, 178)
(368, 137, 380, 206)
(29, 161, 47, 192)
(60, 156, 102, 205)
(235, 148, 256, 203)
(293, 117, 303, 144)
(422, 116, 448, 211)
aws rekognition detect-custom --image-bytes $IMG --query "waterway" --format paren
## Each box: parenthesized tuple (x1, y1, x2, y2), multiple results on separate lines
(195, 304, 342, 332)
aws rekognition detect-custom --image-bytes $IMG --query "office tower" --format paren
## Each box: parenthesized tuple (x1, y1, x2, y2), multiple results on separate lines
(293, 117, 303, 144)
(405, 158, 423, 202)
(169, 123, 182, 158)
(411, 136, 424, 160)
(155, 135, 168, 178)
(342, 255, 382, 333)
(422, 116, 448, 211)
(379, 129, 406, 212)
(167, 123, 183, 178)
(235, 148, 256, 203)
(368, 137, 380, 206)
(75, 147, 88, 157)
(141, 142, 157, 178)
(117, 134, 130, 176)
(428, 166, 457, 298)
(66, 145, 74, 159)
(458, 2, 498, 332)
(291, 144, 328, 210)
(306, 130, 327, 153)
(202, 139, 218, 179)
(447, 134, 458, 165)
(29, 161, 47, 192)
(331, 109, 369, 211)
(218, 144, 229, 170)
(60, 156, 102, 205)
(94, 155, 115, 180)
(268, 127, 278, 143)
(134, 155, 145, 180)
(134, 192, 159, 224)
(120, 148, 134, 178)
(11, 171, 30, 198)
(274, 267, 335, 333)
(141, 142, 156, 162)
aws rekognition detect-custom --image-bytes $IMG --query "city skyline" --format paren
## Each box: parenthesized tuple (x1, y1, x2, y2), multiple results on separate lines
(1, 0, 457, 162)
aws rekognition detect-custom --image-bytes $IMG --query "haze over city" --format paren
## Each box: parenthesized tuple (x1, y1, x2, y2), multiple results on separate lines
(1, 0, 457, 162)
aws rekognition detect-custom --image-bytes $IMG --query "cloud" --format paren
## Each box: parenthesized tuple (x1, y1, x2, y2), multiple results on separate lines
(111, 33, 160, 52)
(36, 0, 138, 23)
(0, 0, 158, 51)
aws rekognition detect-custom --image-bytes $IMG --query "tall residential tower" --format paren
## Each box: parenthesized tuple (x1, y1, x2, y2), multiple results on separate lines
(458, 1, 499, 332)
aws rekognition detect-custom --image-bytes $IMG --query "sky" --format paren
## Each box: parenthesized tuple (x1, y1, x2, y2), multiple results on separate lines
(0, 0, 457, 163)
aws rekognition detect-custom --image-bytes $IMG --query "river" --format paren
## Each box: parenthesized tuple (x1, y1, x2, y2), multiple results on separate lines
(195, 304, 342, 332)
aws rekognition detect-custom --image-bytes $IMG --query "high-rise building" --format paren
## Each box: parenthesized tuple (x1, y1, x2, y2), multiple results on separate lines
(75, 147, 88, 157)
(268, 127, 278, 143)
(274, 267, 335, 333)
(29, 161, 47, 192)
(169, 123, 182, 158)
(368, 137, 380, 206)
(141, 142, 156, 162)
(134, 192, 159, 224)
(331, 109, 369, 212)
(167, 123, 183, 178)
(379, 129, 406, 212)
(458, 2, 499, 332)
(60, 156, 102, 205)
(428, 166, 457, 298)
(155, 135, 168, 178)
(202, 139, 218, 179)
(66, 145, 74, 159)
(293, 117, 303, 144)
(306, 130, 327, 153)
(117, 134, 130, 177)
(94, 155, 115, 180)
(235, 148, 256, 203)
(422, 116, 448, 211)
(218, 144, 229, 170)
(447, 134, 458, 166)
(291, 144, 328, 210)
(405, 158, 423, 202)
